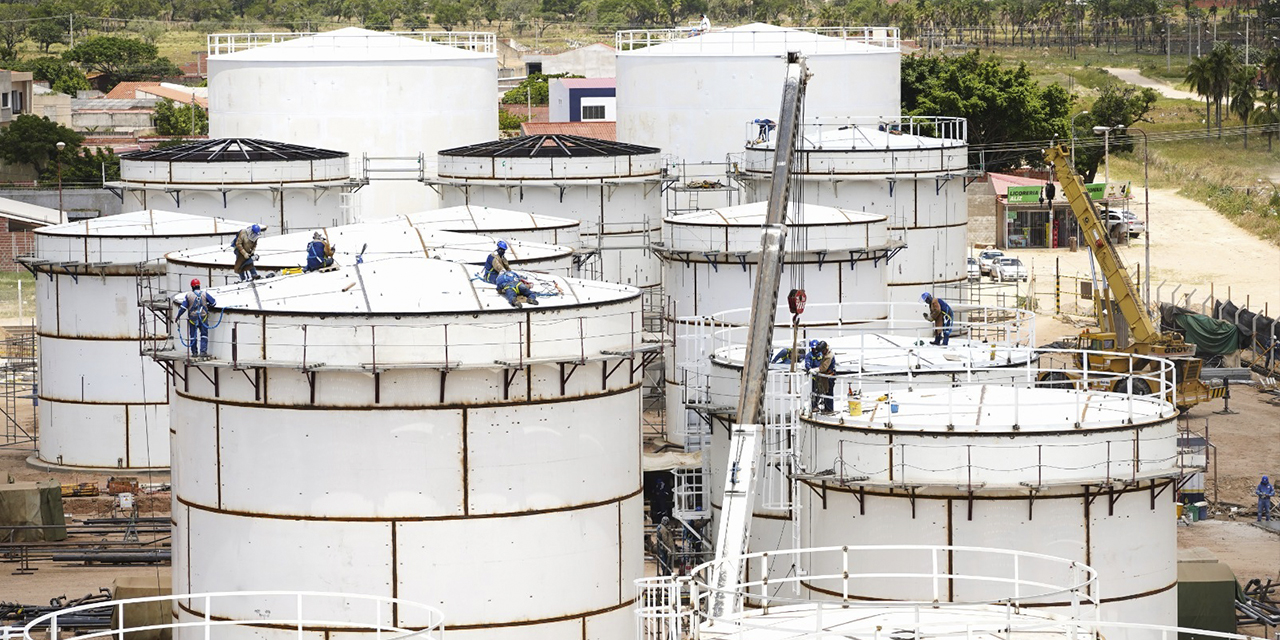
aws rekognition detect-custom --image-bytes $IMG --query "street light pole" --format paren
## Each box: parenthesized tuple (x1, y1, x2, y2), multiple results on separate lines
(55, 141, 65, 224)
(1130, 127, 1152, 319)
(1071, 111, 1090, 168)
(1092, 124, 1126, 186)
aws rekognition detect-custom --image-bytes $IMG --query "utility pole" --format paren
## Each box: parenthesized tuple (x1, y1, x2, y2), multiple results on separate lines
(1167, 18, 1171, 71)
(69, 13, 74, 48)
(1246, 16, 1250, 64)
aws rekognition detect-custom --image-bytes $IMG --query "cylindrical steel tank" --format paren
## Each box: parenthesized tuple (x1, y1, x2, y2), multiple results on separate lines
(207, 27, 498, 214)
(28, 210, 247, 469)
(703, 350, 1182, 636)
(615, 24, 900, 165)
(165, 219, 573, 289)
(435, 134, 664, 289)
(406, 205, 581, 247)
(659, 202, 894, 438)
(165, 256, 643, 640)
(116, 138, 351, 234)
(741, 117, 969, 303)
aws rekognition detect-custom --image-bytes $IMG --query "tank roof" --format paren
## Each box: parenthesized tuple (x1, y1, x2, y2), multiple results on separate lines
(209, 255, 636, 315)
(713, 335, 1034, 372)
(36, 210, 248, 238)
(440, 134, 658, 158)
(402, 206, 580, 231)
(666, 201, 885, 226)
(210, 27, 490, 62)
(620, 23, 894, 56)
(809, 125, 966, 150)
(121, 138, 348, 163)
(167, 222, 569, 270)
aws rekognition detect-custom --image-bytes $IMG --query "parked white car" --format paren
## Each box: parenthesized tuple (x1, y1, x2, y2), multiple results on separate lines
(978, 250, 1004, 276)
(967, 257, 980, 281)
(992, 257, 1028, 282)
(1121, 210, 1145, 237)
(1103, 211, 1130, 238)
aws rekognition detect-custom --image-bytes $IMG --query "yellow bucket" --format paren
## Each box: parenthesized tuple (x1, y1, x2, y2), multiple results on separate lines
(1175, 503, 1183, 519)
(847, 400, 863, 416)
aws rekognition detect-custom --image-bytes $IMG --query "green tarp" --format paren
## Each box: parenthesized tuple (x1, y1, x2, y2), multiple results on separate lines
(1177, 561, 1238, 639)
(1175, 313, 1241, 356)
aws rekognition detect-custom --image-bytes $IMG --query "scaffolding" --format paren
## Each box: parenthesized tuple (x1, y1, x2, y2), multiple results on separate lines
(0, 328, 37, 448)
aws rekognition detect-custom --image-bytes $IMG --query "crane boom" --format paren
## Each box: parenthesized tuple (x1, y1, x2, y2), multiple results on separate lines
(1045, 145, 1160, 344)
(710, 51, 810, 617)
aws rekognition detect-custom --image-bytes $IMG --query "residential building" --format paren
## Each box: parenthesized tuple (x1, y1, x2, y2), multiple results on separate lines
(549, 78, 615, 123)
(1, 69, 34, 126)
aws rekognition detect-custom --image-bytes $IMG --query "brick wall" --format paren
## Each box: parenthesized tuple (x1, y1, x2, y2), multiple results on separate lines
(0, 219, 38, 272)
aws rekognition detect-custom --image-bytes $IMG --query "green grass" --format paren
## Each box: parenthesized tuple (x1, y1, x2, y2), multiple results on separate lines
(0, 272, 37, 321)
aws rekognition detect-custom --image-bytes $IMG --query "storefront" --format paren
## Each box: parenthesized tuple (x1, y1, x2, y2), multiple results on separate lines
(994, 179, 1130, 249)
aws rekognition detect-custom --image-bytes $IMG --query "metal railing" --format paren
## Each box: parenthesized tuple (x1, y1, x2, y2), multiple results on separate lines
(638, 545, 1100, 640)
(746, 115, 969, 150)
(615, 26, 900, 52)
(23, 591, 445, 640)
(208, 31, 496, 55)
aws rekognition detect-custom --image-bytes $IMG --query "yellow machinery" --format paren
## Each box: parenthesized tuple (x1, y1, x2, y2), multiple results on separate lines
(1043, 145, 1223, 410)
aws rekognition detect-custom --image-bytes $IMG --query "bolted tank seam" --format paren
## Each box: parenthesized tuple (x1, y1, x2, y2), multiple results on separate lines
(37, 395, 167, 406)
(799, 578, 1175, 606)
(174, 486, 643, 522)
(211, 294, 642, 318)
(38, 331, 168, 341)
(796, 476, 1178, 499)
(173, 379, 641, 410)
(800, 413, 1175, 437)
(884, 220, 970, 232)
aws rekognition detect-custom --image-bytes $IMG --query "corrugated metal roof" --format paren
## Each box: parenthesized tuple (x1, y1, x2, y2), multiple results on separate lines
(121, 138, 348, 162)
(515, 123, 619, 143)
(441, 133, 649, 157)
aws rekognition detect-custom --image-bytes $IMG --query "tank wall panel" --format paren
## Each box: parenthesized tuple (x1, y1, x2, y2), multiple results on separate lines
(123, 188, 349, 234)
(37, 400, 167, 468)
(39, 337, 168, 402)
(467, 391, 640, 514)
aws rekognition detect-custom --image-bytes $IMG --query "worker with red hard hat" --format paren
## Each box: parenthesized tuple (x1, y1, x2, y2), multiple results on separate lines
(174, 278, 216, 358)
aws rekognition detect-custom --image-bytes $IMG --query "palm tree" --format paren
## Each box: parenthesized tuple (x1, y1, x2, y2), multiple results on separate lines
(1186, 56, 1214, 135)
(1252, 90, 1280, 152)
(1207, 43, 1240, 138)
(1230, 65, 1258, 148)
(1260, 46, 1280, 91)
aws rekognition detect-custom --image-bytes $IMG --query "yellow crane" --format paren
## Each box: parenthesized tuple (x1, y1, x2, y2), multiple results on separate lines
(1042, 144, 1223, 410)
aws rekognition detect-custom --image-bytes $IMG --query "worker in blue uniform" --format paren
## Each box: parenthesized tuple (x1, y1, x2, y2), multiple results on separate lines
(495, 271, 539, 308)
(482, 240, 510, 285)
(174, 278, 215, 357)
(305, 232, 335, 272)
(1258, 476, 1274, 522)
(922, 292, 953, 346)
(805, 340, 836, 412)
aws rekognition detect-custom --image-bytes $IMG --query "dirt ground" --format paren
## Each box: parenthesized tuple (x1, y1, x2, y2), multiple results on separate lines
(996, 187, 1280, 317)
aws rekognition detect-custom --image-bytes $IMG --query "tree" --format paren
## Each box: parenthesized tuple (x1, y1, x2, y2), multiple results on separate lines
(28, 5, 70, 54)
(432, 0, 471, 29)
(1251, 90, 1280, 152)
(0, 115, 85, 174)
(901, 51, 1071, 172)
(1261, 45, 1280, 91)
(1229, 64, 1258, 149)
(1205, 42, 1240, 137)
(0, 4, 30, 61)
(1185, 56, 1214, 135)
(12, 57, 91, 95)
(1069, 85, 1157, 181)
(38, 147, 120, 184)
(500, 72, 579, 105)
(63, 36, 181, 88)
(153, 98, 209, 136)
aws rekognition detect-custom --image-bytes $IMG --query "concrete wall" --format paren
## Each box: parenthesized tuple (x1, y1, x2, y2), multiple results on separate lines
(33, 92, 72, 126)
(72, 110, 153, 133)
(967, 181, 997, 248)
(543, 44, 617, 78)
(0, 189, 122, 219)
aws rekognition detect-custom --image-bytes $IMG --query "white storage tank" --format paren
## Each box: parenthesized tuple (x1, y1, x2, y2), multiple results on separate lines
(702, 351, 1183, 636)
(435, 134, 664, 289)
(165, 220, 573, 289)
(659, 202, 895, 437)
(25, 210, 247, 469)
(163, 256, 644, 640)
(741, 117, 970, 303)
(114, 138, 352, 234)
(207, 27, 498, 214)
(407, 204, 581, 247)
(615, 24, 900, 165)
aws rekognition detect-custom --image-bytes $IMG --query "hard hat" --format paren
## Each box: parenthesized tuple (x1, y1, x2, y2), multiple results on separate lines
(808, 339, 819, 350)
(190, 278, 201, 289)
(251, 224, 262, 234)
(497, 240, 508, 251)
(921, 292, 932, 302)
(818, 341, 828, 350)
(313, 232, 323, 241)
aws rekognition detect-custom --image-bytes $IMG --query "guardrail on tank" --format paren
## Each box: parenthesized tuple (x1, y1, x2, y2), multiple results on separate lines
(23, 591, 445, 640)
(208, 31, 496, 55)
(615, 26, 900, 52)
(159, 306, 644, 370)
(745, 115, 968, 149)
(637, 545, 1099, 640)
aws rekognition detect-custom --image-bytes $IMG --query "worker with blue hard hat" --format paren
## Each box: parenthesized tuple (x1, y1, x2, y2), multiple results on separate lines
(482, 240, 511, 285)
(1258, 476, 1274, 522)
(495, 270, 539, 309)
(174, 278, 215, 358)
(921, 292, 953, 346)
(233, 223, 266, 282)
